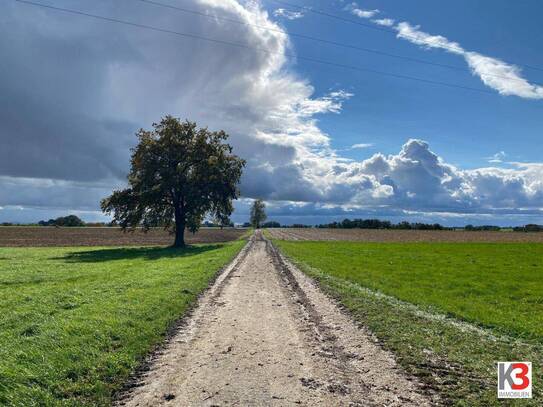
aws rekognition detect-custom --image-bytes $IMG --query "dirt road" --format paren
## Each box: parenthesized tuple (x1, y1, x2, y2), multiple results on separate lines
(119, 231, 431, 406)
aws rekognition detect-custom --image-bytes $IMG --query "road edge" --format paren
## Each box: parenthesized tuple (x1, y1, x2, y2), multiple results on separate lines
(114, 235, 254, 404)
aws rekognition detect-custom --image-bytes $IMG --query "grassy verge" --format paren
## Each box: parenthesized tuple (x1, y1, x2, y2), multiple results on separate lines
(0, 241, 245, 406)
(274, 240, 543, 406)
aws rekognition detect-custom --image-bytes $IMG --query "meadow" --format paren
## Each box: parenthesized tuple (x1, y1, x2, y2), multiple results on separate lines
(274, 239, 543, 405)
(0, 240, 245, 406)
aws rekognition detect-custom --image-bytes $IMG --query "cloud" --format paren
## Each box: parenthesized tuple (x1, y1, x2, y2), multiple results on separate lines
(486, 151, 507, 163)
(273, 8, 304, 20)
(395, 22, 464, 54)
(0, 0, 542, 225)
(345, 3, 379, 19)
(0, 0, 352, 213)
(464, 52, 543, 99)
(328, 139, 543, 212)
(391, 21, 543, 99)
(372, 18, 395, 27)
(350, 143, 374, 149)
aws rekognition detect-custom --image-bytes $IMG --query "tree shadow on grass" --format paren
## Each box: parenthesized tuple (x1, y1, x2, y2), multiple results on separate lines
(56, 244, 224, 263)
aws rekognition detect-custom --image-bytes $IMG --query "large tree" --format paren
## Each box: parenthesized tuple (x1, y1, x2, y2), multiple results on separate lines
(101, 116, 245, 247)
(250, 199, 267, 229)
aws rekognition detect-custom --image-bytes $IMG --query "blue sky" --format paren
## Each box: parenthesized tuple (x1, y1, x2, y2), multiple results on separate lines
(1, 0, 542, 226)
(267, 0, 543, 167)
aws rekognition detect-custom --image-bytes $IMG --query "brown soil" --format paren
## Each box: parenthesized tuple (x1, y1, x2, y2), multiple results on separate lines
(267, 228, 543, 242)
(0, 227, 246, 247)
(118, 231, 433, 406)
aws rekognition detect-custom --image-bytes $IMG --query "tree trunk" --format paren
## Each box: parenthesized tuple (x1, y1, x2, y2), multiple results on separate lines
(174, 226, 185, 248)
(173, 203, 186, 248)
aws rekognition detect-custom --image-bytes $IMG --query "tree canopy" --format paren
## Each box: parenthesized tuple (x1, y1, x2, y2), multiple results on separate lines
(38, 215, 85, 227)
(250, 199, 267, 229)
(101, 116, 245, 247)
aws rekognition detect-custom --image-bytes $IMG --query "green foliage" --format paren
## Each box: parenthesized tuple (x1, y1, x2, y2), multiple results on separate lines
(0, 241, 244, 405)
(317, 218, 447, 230)
(514, 224, 543, 232)
(261, 221, 280, 228)
(38, 215, 85, 227)
(275, 240, 543, 405)
(249, 199, 266, 229)
(101, 116, 245, 247)
(464, 224, 501, 231)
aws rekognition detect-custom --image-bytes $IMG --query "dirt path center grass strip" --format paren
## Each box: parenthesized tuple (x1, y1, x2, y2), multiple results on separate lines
(0, 241, 245, 406)
(274, 240, 543, 406)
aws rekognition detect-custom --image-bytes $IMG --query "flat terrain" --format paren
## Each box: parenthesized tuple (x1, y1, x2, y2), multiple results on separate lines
(268, 227, 543, 242)
(5, 228, 541, 405)
(274, 241, 543, 340)
(0, 241, 244, 405)
(120, 232, 431, 406)
(274, 238, 543, 405)
(0, 226, 247, 247)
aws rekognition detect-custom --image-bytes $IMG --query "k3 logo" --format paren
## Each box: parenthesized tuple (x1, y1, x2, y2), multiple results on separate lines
(498, 362, 532, 399)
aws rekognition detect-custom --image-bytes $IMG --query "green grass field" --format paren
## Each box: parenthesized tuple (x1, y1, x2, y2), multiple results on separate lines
(0, 241, 244, 406)
(274, 240, 543, 405)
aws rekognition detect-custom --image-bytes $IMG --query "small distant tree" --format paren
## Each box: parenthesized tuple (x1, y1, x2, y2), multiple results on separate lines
(58, 215, 85, 227)
(101, 116, 245, 247)
(38, 215, 85, 227)
(524, 224, 543, 232)
(250, 199, 267, 229)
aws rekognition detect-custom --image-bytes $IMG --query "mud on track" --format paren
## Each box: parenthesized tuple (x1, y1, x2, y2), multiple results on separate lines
(0, 227, 246, 247)
(118, 231, 433, 406)
(267, 228, 543, 242)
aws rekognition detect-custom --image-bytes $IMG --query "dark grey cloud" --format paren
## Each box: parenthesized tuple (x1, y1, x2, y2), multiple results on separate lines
(0, 1, 141, 181)
(0, 0, 542, 225)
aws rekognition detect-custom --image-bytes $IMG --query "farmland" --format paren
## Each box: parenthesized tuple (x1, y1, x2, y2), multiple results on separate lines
(268, 227, 543, 242)
(0, 240, 245, 405)
(3, 225, 542, 406)
(0, 226, 247, 247)
(272, 234, 543, 405)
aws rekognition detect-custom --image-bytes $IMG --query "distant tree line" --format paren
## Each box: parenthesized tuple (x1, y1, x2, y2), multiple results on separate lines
(38, 215, 86, 227)
(239, 221, 308, 228)
(255, 218, 543, 232)
(464, 224, 543, 232)
(464, 224, 502, 231)
(316, 218, 448, 230)
(3, 215, 542, 233)
(33, 215, 237, 229)
(202, 220, 235, 228)
(512, 224, 543, 232)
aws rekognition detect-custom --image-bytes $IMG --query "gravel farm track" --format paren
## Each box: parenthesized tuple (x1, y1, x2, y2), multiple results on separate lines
(117, 231, 433, 406)
(267, 228, 543, 242)
(0, 227, 246, 247)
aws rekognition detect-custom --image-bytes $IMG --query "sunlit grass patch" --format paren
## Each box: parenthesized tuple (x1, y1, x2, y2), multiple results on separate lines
(275, 240, 543, 405)
(0, 241, 244, 406)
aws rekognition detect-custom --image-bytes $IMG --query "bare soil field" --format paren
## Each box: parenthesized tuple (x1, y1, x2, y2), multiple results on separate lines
(268, 228, 543, 242)
(0, 227, 247, 247)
